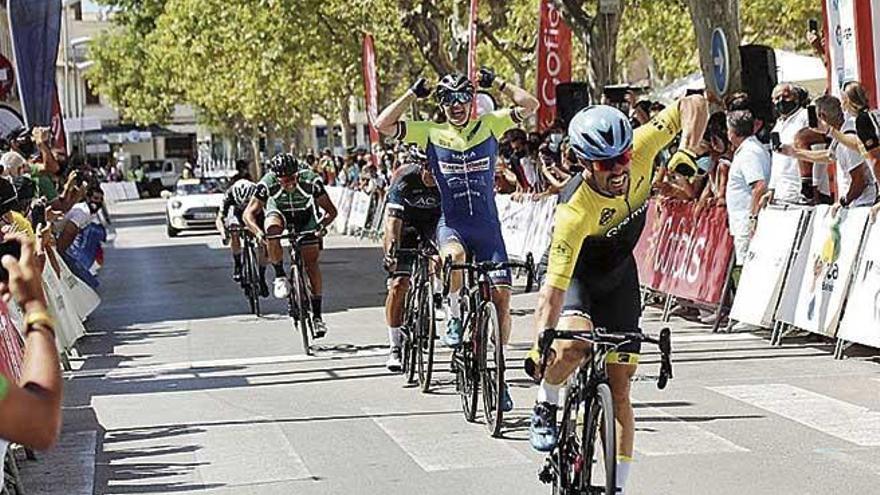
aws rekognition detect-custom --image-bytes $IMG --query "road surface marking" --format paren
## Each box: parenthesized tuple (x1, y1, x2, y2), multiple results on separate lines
(710, 384, 880, 446)
(364, 407, 530, 472)
(635, 406, 750, 456)
(69, 348, 389, 379)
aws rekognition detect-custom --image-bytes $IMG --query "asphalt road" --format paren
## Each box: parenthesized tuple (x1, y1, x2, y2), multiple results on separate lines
(19, 198, 880, 494)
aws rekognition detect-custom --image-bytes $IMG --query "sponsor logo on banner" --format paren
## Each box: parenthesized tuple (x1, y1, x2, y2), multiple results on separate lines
(792, 206, 869, 337)
(536, 0, 572, 131)
(632, 200, 734, 305)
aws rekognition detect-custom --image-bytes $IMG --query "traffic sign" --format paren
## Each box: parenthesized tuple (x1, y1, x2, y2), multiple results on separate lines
(711, 28, 729, 95)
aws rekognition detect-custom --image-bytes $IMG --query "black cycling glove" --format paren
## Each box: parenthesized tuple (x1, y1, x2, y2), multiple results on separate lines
(410, 78, 431, 99)
(478, 67, 496, 89)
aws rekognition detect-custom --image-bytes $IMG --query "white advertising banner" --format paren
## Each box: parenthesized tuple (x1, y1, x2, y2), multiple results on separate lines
(55, 248, 101, 320)
(837, 219, 880, 348)
(826, 0, 859, 94)
(776, 210, 814, 324)
(792, 206, 869, 337)
(496, 196, 535, 261)
(731, 207, 804, 326)
(42, 259, 87, 351)
(331, 188, 354, 234)
(346, 191, 372, 232)
(528, 196, 557, 262)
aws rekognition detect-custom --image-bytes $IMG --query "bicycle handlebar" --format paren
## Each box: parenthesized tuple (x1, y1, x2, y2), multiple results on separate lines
(442, 252, 536, 295)
(536, 327, 674, 390)
(264, 228, 326, 243)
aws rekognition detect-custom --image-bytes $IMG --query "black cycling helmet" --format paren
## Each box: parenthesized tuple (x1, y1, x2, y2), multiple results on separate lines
(267, 153, 300, 177)
(436, 74, 474, 106)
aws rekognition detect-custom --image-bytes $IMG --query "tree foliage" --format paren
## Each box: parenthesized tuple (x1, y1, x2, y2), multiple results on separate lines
(618, 0, 822, 86)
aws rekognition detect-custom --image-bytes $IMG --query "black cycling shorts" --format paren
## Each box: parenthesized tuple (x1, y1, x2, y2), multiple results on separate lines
(266, 210, 322, 248)
(561, 255, 642, 360)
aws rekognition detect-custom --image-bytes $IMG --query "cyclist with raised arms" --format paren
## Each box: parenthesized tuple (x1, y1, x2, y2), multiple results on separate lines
(382, 146, 442, 371)
(526, 96, 708, 495)
(244, 153, 338, 337)
(375, 67, 539, 410)
(216, 176, 269, 298)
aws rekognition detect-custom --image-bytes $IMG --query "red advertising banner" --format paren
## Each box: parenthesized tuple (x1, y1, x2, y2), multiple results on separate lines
(0, 300, 23, 381)
(536, 0, 572, 131)
(633, 200, 734, 305)
(362, 33, 380, 166)
(467, 0, 479, 118)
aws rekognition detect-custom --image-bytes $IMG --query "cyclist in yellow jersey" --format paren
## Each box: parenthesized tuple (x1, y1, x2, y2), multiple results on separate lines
(527, 96, 708, 494)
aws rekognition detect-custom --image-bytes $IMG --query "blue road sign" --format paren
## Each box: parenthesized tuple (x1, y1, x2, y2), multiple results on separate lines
(711, 28, 729, 95)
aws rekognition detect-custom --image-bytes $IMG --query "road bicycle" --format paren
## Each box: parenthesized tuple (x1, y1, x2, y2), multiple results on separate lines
(443, 253, 534, 437)
(228, 226, 263, 316)
(389, 238, 439, 391)
(534, 327, 673, 494)
(265, 227, 325, 356)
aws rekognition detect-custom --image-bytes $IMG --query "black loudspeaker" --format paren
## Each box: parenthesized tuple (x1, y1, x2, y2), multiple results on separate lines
(739, 44, 778, 125)
(556, 82, 591, 130)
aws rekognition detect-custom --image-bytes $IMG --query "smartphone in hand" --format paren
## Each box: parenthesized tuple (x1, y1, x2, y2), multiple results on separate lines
(808, 19, 819, 34)
(770, 132, 782, 151)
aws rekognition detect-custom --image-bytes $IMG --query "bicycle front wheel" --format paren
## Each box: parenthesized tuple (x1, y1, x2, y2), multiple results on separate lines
(416, 283, 436, 392)
(479, 302, 504, 437)
(291, 263, 311, 356)
(582, 382, 616, 495)
(246, 246, 261, 316)
(456, 344, 478, 422)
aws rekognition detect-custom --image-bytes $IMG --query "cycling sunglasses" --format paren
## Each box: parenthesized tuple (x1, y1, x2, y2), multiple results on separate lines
(590, 149, 633, 172)
(439, 91, 474, 107)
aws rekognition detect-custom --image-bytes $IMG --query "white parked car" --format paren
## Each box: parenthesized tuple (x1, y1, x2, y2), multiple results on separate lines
(165, 178, 225, 237)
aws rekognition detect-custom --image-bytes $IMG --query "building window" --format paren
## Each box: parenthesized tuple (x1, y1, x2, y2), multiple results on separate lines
(73, 2, 83, 21)
(84, 81, 100, 106)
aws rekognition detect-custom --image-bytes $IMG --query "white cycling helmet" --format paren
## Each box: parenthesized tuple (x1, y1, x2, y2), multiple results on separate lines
(568, 105, 633, 161)
(232, 180, 257, 206)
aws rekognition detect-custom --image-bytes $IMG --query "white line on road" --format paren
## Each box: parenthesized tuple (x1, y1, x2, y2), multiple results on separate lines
(68, 348, 390, 379)
(635, 406, 750, 456)
(364, 407, 531, 472)
(710, 384, 880, 446)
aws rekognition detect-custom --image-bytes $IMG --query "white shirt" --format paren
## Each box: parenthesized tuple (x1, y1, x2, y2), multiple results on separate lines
(832, 118, 877, 207)
(769, 108, 808, 203)
(726, 136, 771, 237)
(64, 202, 96, 230)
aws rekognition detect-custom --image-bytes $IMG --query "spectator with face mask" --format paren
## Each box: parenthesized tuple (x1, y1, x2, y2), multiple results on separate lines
(783, 95, 877, 208)
(56, 186, 106, 288)
(763, 83, 810, 205)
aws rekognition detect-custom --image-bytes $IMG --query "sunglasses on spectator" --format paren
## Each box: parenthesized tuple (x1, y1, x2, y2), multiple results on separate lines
(590, 149, 632, 172)
(439, 91, 474, 106)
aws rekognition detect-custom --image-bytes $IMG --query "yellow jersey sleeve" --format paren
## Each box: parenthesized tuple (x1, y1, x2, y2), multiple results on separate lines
(483, 109, 520, 137)
(632, 104, 682, 177)
(395, 121, 435, 148)
(545, 200, 593, 291)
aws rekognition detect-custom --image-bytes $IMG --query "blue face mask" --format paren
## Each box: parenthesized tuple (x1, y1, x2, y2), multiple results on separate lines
(696, 155, 714, 174)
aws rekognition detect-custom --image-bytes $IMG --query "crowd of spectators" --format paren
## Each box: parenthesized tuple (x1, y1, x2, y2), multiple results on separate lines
(0, 125, 113, 460)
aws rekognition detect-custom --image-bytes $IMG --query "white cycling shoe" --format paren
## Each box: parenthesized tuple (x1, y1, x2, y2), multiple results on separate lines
(273, 277, 291, 299)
